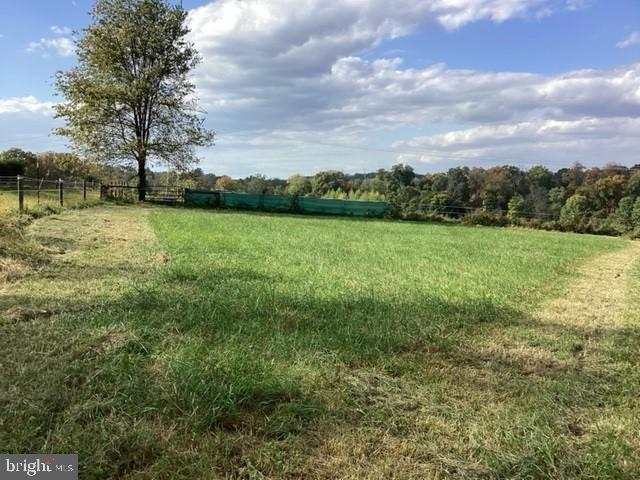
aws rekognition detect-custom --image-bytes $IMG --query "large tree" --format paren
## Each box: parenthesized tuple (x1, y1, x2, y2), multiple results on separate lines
(54, 0, 214, 200)
(0, 148, 37, 176)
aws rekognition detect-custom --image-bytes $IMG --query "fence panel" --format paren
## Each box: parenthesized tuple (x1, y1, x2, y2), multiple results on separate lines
(182, 189, 220, 207)
(0, 176, 100, 213)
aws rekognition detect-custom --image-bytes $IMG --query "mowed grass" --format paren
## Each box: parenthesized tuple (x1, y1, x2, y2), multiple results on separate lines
(1, 206, 639, 479)
(0, 188, 100, 213)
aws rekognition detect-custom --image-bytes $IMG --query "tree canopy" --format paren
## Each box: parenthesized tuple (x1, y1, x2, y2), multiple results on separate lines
(54, 0, 214, 200)
(0, 148, 37, 176)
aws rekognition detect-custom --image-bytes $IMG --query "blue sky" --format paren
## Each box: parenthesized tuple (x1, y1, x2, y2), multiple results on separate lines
(1, 0, 639, 177)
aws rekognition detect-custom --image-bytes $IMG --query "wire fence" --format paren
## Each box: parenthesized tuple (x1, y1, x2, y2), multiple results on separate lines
(0, 174, 563, 223)
(0, 176, 101, 213)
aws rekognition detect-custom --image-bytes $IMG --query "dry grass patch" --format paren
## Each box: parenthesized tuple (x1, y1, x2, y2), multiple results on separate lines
(0, 205, 162, 320)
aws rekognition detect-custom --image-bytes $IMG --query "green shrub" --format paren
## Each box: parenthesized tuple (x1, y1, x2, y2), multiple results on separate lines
(462, 209, 507, 227)
(429, 192, 454, 216)
(507, 194, 525, 222)
(586, 216, 622, 236)
(614, 196, 636, 231)
(560, 194, 590, 231)
(632, 197, 640, 227)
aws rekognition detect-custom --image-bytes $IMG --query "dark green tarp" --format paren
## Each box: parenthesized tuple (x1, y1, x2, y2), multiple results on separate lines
(184, 189, 386, 217)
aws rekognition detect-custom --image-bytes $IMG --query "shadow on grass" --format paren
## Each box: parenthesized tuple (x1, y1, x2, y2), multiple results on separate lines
(2, 259, 638, 478)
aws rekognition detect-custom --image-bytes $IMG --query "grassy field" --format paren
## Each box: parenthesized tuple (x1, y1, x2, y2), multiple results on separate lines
(1, 206, 639, 479)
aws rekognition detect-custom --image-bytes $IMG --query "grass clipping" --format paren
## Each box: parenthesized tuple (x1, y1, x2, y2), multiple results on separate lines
(0, 213, 48, 282)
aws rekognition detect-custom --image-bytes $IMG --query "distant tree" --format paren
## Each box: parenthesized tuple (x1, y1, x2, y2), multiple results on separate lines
(214, 175, 237, 191)
(633, 198, 640, 227)
(527, 165, 554, 190)
(430, 173, 448, 193)
(390, 163, 415, 187)
(429, 192, 452, 215)
(507, 195, 525, 222)
(483, 190, 499, 212)
(506, 165, 529, 196)
(323, 188, 348, 199)
(483, 166, 516, 210)
(0, 148, 37, 176)
(560, 194, 589, 230)
(353, 190, 385, 201)
(524, 188, 550, 219)
(387, 185, 419, 217)
(626, 171, 640, 197)
(548, 186, 566, 218)
(198, 173, 218, 190)
(27, 151, 96, 180)
(446, 167, 470, 204)
(466, 168, 486, 207)
(359, 176, 387, 194)
(615, 196, 636, 231)
(190, 168, 204, 178)
(311, 170, 345, 196)
(560, 162, 585, 194)
(593, 175, 626, 212)
(245, 175, 269, 194)
(54, 0, 214, 200)
(285, 174, 311, 196)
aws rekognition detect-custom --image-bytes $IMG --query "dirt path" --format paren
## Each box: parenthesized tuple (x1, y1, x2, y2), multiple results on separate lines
(537, 240, 640, 329)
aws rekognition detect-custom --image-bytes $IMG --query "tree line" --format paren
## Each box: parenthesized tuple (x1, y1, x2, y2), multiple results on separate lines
(188, 163, 640, 237)
(3, 147, 639, 236)
(148, 161, 640, 237)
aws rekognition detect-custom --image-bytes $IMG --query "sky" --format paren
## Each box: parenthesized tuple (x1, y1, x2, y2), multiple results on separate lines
(0, 0, 639, 177)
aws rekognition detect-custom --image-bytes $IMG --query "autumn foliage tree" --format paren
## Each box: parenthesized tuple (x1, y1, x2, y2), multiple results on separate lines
(54, 0, 214, 200)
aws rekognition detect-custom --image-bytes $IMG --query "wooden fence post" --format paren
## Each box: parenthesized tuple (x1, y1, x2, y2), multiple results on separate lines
(17, 175, 24, 212)
(83, 180, 87, 201)
(59, 178, 64, 206)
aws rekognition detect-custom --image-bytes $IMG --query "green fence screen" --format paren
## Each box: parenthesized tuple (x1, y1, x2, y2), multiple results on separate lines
(184, 189, 387, 218)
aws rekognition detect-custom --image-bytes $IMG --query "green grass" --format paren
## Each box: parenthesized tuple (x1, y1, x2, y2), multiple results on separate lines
(1, 206, 638, 479)
(149, 211, 615, 358)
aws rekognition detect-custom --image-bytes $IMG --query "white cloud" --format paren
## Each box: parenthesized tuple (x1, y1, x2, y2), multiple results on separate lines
(188, 0, 638, 133)
(50, 25, 72, 35)
(617, 31, 640, 49)
(26, 25, 75, 56)
(0, 96, 54, 115)
(392, 117, 640, 167)
(6, 0, 634, 173)
(180, 0, 640, 174)
(565, 0, 588, 11)
(192, 43, 640, 134)
(397, 117, 639, 150)
(27, 36, 75, 57)
(188, 0, 552, 79)
(0, 97, 64, 153)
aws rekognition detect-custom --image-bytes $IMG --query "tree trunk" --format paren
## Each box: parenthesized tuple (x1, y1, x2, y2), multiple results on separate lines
(137, 154, 147, 202)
